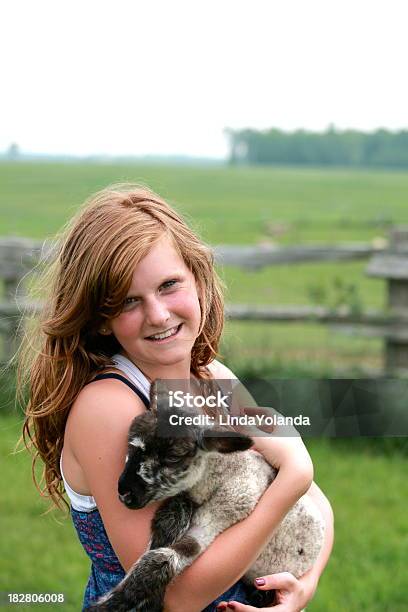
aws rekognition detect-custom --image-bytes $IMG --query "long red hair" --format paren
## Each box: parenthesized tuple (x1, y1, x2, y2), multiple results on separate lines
(18, 184, 224, 510)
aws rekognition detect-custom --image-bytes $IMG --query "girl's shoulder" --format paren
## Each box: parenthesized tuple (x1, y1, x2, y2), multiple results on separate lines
(207, 359, 238, 380)
(66, 371, 147, 449)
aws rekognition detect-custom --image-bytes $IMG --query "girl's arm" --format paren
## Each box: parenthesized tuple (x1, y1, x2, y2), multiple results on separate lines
(297, 481, 334, 600)
(68, 381, 162, 570)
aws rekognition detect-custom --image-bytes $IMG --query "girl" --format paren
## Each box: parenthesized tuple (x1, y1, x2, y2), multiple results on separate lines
(20, 185, 333, 611)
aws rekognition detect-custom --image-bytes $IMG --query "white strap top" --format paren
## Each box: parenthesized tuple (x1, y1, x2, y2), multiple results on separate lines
(112, 354, 151, 399)
(60, 355, 235, 512)
(59, 465, 97, 512)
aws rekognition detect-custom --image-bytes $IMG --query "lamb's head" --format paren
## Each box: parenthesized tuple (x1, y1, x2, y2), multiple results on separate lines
(118, 410, 253, 509)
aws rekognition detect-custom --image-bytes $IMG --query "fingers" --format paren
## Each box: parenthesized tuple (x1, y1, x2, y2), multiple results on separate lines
(254, 571, 298, 592)
(215, 573, 299, 611)
(243, 406, 277, 434)
(242, 406, 300, 437)
(231, 406, 277, 437)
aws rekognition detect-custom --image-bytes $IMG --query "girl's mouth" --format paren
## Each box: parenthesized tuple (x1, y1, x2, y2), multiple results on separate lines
(145, 323, 183, 343)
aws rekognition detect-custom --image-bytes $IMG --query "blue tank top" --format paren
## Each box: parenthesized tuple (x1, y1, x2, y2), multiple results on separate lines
(68, 371, 253, 611)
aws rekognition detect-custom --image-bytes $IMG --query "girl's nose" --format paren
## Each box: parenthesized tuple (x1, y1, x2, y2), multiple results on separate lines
(144, 297, 170, 328)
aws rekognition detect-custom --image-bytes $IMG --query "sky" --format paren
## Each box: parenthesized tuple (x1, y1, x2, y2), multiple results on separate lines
(1, 0, 408, 159)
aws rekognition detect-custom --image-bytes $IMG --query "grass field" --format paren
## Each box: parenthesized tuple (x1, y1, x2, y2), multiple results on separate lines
(1, 162, 408, 243)
(1, 162, 407, 610)
(1, 160, 405, 373)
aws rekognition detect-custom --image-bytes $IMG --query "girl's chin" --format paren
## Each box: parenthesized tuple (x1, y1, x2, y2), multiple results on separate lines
(133, 346, 193, 366)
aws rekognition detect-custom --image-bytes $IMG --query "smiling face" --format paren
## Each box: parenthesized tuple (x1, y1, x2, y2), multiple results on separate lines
(105, 234, 202, 379)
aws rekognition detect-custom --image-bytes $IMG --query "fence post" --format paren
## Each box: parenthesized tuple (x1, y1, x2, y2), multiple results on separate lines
(367, 227, 408, 374)
(0, 237, 45, 364)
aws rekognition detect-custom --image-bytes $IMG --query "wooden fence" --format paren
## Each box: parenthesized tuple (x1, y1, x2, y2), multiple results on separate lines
(1, 228, 408, 374)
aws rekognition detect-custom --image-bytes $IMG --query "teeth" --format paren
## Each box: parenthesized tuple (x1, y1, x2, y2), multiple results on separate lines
(148, 325, 179, 340)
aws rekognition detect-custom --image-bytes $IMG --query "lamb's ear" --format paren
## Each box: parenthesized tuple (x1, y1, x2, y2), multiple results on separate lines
(199, 431, 254, 454)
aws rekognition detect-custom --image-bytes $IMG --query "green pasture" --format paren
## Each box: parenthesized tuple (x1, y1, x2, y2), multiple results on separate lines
(1, 162, 408, 243)
(1, 162, 407, 610)
(1, 160, 406, 373)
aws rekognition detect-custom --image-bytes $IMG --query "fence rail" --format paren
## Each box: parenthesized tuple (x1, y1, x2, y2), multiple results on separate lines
(214, 242, 387, 268)
(1, 229, 408, 373)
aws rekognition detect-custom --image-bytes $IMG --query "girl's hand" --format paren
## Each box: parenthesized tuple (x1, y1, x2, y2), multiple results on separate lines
(228, 383, 312, 475)
(248, 417, 314, 492)
(216, 571, 315, 611)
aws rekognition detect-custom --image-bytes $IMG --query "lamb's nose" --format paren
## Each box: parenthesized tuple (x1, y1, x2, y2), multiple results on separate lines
(118, 492, 132, 504)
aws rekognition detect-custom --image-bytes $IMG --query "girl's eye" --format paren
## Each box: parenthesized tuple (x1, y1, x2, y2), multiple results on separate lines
(161, 280, 178, 290)
(123, 297, 140, 309)
(122, 280, 178, 310)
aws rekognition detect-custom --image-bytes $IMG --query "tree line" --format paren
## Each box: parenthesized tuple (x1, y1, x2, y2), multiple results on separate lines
(226, 127, 408, 168)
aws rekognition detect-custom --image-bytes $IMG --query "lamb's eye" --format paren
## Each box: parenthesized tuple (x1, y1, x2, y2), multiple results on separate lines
(164, 455, 185, 466)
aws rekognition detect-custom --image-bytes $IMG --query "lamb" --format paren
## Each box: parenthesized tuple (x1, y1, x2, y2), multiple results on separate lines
(89, 393, 324, 612)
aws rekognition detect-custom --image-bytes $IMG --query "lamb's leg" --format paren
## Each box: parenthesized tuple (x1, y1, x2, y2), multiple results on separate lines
(87, 535, 202, 612)
(88, 494, 197, 611)
(150, 492, 196, 549)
